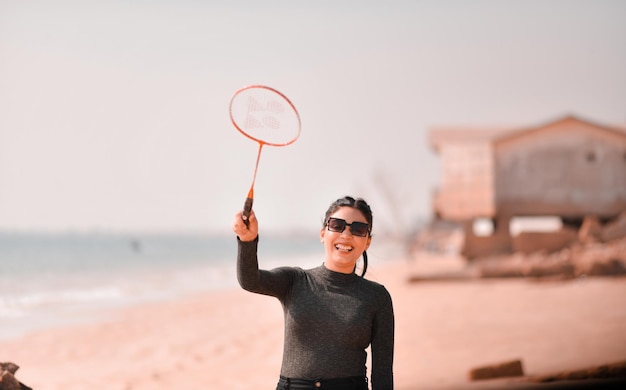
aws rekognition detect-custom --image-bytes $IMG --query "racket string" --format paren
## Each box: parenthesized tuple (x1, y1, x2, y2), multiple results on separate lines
(230, 85, 301, 147)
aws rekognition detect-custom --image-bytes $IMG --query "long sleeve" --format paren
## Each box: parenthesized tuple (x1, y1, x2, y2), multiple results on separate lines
(236, 236, 262, 292)
(236, 236, 292, 298)
(370, 287, 394, 389)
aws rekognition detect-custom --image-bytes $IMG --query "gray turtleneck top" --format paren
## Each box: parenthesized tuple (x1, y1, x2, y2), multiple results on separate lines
(237, 237, 394, 389)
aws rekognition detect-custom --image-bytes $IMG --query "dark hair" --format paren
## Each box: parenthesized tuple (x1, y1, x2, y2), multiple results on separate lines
(323, 196, 373, 277)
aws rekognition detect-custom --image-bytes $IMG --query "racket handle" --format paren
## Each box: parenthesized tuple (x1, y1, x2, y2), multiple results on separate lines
(242, 197, 254, 227)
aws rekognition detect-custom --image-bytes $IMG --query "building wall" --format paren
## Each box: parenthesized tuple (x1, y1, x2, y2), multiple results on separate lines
(494, 120, 626, 217)
(433, 142, 495, 220)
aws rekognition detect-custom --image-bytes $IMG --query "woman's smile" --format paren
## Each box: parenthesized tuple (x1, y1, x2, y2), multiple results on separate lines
(335, 243, 354, 252)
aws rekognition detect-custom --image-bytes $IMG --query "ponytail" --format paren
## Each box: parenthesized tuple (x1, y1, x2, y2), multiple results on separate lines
(361, 251, 368, 277)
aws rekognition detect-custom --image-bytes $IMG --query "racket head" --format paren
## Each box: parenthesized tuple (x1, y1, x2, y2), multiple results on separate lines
(229, 85, 301, 147)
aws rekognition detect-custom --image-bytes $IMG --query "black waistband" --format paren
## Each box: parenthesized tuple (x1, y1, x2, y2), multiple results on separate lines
(279, 375, 367, 386)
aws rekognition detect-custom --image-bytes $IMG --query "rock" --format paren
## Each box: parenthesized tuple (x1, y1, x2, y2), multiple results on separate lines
(601, 212, 626, 242)
(0, 364, 18, 376)
(578, 216, 603, 243)
(0, 371, 20, 390)
(587, 258, 626, 276)
(468, 359, 524, 380)
(0, 363, 32, 390)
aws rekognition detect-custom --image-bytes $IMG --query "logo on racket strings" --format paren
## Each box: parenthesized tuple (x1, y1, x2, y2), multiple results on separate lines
(244, 96, 285, 130)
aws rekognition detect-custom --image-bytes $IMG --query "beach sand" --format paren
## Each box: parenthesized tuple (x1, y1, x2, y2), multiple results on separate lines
(2, 253, 626, 390)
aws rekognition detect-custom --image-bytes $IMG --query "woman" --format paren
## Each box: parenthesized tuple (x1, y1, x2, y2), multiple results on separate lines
(232, 196, 394, 390)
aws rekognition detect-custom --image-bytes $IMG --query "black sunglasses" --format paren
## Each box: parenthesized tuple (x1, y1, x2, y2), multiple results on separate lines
(326, 217, 370, 237)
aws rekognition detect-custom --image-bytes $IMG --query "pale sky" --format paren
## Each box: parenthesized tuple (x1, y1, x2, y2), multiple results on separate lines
(1, 0, 625, 236)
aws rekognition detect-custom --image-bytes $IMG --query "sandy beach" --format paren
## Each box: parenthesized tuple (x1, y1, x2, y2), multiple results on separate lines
(2, 253, 626, 390)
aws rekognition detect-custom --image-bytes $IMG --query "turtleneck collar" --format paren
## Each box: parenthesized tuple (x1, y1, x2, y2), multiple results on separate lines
(314, 263, 360, 285)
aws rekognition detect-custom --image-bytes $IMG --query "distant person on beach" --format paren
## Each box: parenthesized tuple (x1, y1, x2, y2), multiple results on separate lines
(232, 196, 394, 390)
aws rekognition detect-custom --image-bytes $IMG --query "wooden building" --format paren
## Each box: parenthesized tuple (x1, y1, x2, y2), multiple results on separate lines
(429, 115, 626, 258)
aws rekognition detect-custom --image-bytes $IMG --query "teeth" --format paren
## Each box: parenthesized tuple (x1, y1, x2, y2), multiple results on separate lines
(335, 244, 353, 252)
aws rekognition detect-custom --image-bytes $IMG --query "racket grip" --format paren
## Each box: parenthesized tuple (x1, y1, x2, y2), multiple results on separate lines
(242, 197, 254, 227)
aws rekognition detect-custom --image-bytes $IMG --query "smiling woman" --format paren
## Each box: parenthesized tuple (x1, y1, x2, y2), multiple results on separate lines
(320, 198, 373, 276)
(231, 196, 394, 390)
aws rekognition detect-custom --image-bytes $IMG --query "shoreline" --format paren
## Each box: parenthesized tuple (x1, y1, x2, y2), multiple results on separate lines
(2, 256, 626, 389)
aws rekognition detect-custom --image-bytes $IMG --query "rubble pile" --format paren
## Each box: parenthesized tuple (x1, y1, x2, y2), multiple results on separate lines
(474, 236, 626, 279)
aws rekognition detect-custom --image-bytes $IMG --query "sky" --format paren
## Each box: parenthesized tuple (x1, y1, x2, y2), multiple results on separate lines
(1, 0, 625, 236)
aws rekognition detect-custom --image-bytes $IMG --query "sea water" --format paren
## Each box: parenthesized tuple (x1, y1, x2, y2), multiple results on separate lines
(0, 232, 323, 341)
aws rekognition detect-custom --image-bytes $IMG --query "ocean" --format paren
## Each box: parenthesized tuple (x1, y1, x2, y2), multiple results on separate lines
(0, 231, 324, 341)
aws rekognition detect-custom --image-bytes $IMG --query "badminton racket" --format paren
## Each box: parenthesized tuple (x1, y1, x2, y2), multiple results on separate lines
(229, 85, 301, 226)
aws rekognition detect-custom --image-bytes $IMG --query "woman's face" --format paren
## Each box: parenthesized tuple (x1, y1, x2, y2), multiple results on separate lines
(320, 206, 371, 274)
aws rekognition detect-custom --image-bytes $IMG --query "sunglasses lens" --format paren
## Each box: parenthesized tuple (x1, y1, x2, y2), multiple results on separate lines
(350, 222, 369, 237)
(327, 218, 346, 233)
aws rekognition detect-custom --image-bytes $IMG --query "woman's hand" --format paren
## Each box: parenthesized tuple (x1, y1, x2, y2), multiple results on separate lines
(232, 210, 258, 242)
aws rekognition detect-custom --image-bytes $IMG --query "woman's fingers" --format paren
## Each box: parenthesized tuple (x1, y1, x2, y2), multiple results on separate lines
(232, 210, 258, 241)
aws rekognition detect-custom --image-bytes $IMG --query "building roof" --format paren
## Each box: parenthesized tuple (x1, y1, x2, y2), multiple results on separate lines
(493, 114, 626, 144)
(429, 114, 626, 152)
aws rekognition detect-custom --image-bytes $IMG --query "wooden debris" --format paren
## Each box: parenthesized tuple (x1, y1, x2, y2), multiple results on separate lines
(528, 360, 626, 383)
(468, 359, 524, 380)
